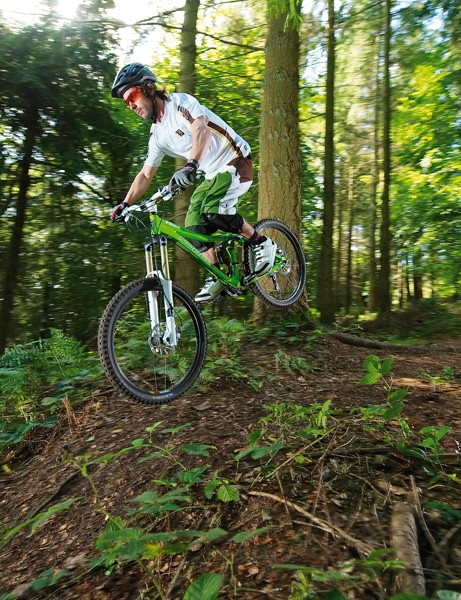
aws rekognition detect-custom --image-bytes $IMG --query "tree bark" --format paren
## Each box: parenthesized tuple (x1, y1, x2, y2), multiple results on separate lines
(319, 0, 336, 323)
(345, 165, 354, 313)
(368, 30, 381, 313)
(257, 0, 302, 238)
(173, 0, 201, 295)
(0, 109, 39, 354)
(390, 503, 426, 595)
(378, 0, 392, 314)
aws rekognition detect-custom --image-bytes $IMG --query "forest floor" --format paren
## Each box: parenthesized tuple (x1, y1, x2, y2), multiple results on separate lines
(1, 323, 461, 599)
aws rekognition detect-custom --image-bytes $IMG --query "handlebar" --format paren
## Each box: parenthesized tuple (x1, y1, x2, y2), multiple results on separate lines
(141, 185, 179, 210)
(121, 186, 179, 222)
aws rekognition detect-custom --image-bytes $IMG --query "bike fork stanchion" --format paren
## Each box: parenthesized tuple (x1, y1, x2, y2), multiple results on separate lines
(145, 242, 161, 344)
(144, 238, 178, 349)
(158, 238, 177, 348)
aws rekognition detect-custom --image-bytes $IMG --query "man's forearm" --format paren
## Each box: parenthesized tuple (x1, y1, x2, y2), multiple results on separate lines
(124, 168, 155, 205)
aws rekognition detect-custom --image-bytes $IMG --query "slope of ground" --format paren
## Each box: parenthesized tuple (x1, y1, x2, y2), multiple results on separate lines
(1, 333, 460, 599)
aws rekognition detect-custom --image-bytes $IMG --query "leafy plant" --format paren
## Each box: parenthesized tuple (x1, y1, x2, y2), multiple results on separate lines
(275, 349, 314, 375)
(356, 355, 409, 435)
(183, 573, 223, 600)
(29, 567, 69, 591)
(420, 366, 459, 384)
(205, 472, 240, 503)
(197, 316, 266, 388)
(0, 498, 80, 551)
(275, 548, 405, 599)
(418, 425, 451, 454)
(425, 500, 461, 524)
(0, 329, 101, 451)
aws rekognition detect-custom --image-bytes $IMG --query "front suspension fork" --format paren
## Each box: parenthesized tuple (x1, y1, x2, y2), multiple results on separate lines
(145, 237, 177, 349)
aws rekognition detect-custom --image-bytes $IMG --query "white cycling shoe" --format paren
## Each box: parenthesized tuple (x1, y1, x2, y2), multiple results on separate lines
(253, 237, 277, 276)
(195, 277, 225, 304)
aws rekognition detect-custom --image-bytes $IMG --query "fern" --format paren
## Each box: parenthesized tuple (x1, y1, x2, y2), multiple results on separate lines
(0, 330, 101, 449)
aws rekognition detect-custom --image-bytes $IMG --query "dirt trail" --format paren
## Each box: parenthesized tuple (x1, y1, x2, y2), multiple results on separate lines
(1, 335, 460, 599)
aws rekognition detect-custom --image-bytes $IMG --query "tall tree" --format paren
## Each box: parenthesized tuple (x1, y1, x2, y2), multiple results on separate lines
(377, 0, 392, 314)
(368, 29, 381, 312)
(0, 6, 118, 352)
(258, 0, 302, 238)
(173, 0, 200, 294)
(318, 0, 336, 323)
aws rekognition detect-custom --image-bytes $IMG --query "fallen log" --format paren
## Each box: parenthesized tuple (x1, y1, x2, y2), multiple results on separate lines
(331, 332, 459, 353)
(390, 502, 426, 595)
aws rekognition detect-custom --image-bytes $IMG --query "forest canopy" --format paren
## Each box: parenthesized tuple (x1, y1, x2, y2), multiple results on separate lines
(0, 0, 460, 352)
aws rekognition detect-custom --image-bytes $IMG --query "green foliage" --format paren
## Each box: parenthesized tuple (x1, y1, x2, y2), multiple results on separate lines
(356, 355, 409, 434)
(198, 316, 266, 389)
(259, 400, 334, 441)
(275, 349, 314, 375)
(234, 400, 334, 481)
(0, 329, 100, 450)
(183, 573, 223, 600)
(425, 500, 461, 524)
(63, 425, 269, 595)
(356, 354, 459, 486)
(1, 498, 79, 551)
(2, 343, 458, 597)
(29, 567, 69, 591)
(204, 472, 240, 503)
(275, 548, 405, 599)
(0, 421, 268, 596)
(0, 329, 98, 406)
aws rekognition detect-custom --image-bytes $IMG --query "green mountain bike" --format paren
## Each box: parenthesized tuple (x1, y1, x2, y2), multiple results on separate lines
(98, 186, 306, 405)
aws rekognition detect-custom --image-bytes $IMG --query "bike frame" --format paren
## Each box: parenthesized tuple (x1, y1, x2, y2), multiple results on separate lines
(126, 190, 282, 351)
(147, 212, 247, 288)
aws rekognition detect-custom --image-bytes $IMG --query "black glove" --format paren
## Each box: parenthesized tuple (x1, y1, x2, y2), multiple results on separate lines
(169, 159, 199, 191)
(111, 201, 130, 222)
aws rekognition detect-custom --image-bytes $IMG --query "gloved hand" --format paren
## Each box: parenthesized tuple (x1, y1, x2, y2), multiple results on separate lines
(169, 159, 199, 191)
(111, 201, 130, 222)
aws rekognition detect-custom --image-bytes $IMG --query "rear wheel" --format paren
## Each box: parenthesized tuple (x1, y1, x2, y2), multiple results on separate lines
(98, 278, 207, 404)
(244, 219, 306, 308)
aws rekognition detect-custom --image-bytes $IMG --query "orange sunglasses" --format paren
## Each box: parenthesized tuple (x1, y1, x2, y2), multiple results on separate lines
(124, 87, 144, 105)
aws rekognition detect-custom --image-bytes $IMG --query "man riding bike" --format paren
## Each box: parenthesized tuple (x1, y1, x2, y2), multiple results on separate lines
(110, 62, 277, 303)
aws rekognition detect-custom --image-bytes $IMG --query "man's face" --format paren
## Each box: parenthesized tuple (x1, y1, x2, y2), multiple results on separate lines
(123, 86, 153, 120)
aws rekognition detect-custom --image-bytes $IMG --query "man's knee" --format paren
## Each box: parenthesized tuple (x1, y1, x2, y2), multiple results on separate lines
(202, 213, 244, 234)
(186, 225, 215, 252)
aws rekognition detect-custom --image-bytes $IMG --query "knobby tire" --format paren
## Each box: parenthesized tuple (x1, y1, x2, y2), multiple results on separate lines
(98, 278, 207, 404)
(244, 219, 306, 308)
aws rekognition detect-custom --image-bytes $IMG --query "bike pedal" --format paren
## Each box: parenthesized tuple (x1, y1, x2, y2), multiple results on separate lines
(224, 288, 244, 298)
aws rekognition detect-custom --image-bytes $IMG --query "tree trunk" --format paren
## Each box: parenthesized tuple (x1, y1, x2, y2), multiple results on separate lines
(173, 0, 200, 295)
(345, 166, 354, 314)
(378, 0, 392, 314)
(0, 110, 39, 354)
(413, 275, 423, 301)
(334, 190, 342, 312)
(257, 0, 302, 238)
(368, 31, 381, 313)
(319, 0, 336, 323)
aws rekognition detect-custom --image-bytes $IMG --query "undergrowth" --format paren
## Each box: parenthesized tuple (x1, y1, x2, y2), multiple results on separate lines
(1, 311, 460, 598)
(1, 344, 459, 598)
(0, 329, 101, 452)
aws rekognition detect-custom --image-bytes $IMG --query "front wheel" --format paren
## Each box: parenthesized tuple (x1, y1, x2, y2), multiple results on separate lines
(98, 278, 207, 404)
(243, 219, 306, 308)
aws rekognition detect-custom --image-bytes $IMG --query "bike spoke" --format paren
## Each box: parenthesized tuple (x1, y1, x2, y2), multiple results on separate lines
(98, 280, 207, 404)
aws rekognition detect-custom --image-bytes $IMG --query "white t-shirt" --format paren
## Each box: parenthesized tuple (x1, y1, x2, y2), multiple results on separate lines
(145, 93, 251, 179)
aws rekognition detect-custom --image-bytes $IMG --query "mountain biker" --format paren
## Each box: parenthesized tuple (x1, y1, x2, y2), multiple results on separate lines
(110, 62, 277, 304)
